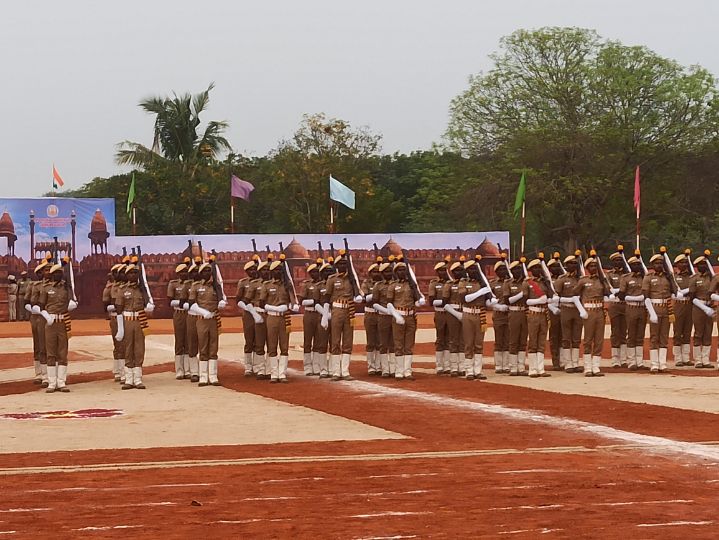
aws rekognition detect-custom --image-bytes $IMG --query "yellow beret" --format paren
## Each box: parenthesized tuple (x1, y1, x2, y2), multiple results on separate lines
(449, 262, 463, 272)
(49, 263, 63, 274)
(463, 260, 476, 269)
(494, 261, 505, 271)
(673, 254, 686, 264)
(368, 263, 379, 272)
(307, 263, 319, 272)
(627, 256, 639, 264)
(563, 255, 576, 264)
(379, 262, 392, 272)
(111, 264, 123, 272)
(649, 254, 663, 263)
(198, 262, 211, 273)
(125, 264, 138, 273)
(243, 261, 256, 271)
(508, 261, 521, 269)
(434, 261, 447, 271)
(35, 261, 48, 272)
(693, 256, 707, 265)
(175, 263, 188, 273)
(270, 260, 282, 271)
(394, 261, 406, 268)
(257, 261, 268, 270)
(609, 252, 622, 261)
(527, 259, 541, 269)
(546, 259, 557, 267)
(584, 257, 597, 265)
(320, 262, 334, 272)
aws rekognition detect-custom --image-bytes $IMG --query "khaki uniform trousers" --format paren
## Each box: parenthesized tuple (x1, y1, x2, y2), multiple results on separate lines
(303, 310, 321, 353)
(447, 313, 464, 353)
(649, 305, 670, 349)
(378, 314, 394, 354)
(186, 313, 199, 357)
(493, 312, 509, 353)
(626, 305, 647, 348)
(608, 303, 627, 348)
(330, 307, 353, 355)
(8, 295, 17, 321)
(45, 319, 68, 366)
(560, 306, 582, 349)
(548, 311, 561, 365)
(314, 318, 330, 354)
(527, 311, 548, 355)
(507, 310, 528, 355)
(242, 310, 256, 354)
(197, 317, 219, 361)
(582, 308, 605, 357)
(365, 311, 380, 353)
(434, 310, 449, 352)
(109, 317, 125, 359)
(31, 314, 47, 364)
(124, 319, 145, 368)
(392, 315, 417, 357)
(462, 312, 485, 359)
(673, 300, 693, 346)
(254, 320, 267, 356)
(692, 305, 713, 347)
(267, 313, 289, 357)
(173, 309, 187, 356)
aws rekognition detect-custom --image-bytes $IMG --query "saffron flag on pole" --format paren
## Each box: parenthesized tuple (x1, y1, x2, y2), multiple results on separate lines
(127, 173, 136, 216)
(231, 175, 255, 201)
(513, 171, 526, 219)
(52, 165, 65, 189)
(329, 175, 355, 210)
(634, 166, 641, 219)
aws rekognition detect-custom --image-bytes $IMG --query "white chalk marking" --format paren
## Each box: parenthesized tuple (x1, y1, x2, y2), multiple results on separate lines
(73, 525, 144, 531)
(350, 511, 430, 519)
(0, 533, 17, 536)
(636, 521, 714, 528)
(213, 518, 290, 524)
(364, 490, 431, 497)
(241, 496, 297, 501)
(354, 536, 418, 540)
(340, 379, 719, 462)
(498, 529, 564, 535)
(490, 504, 563, 511)
(496, 469, 568, 474)
(260, 477, 324, 484)
(0, 508, 51, 513)
(491, 485, 546, 490)
(362, 473, 439, 479)
(25, 482, 218, 493)
(594, 499, 692, 507)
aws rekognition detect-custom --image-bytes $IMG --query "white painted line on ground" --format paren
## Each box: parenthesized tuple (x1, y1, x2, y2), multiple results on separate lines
(496, 469, 569, 474)
(260, 477, 324, 484)
(636, 521, 714, 527)
(490, 504, 563, 511)
(0, 508, 51, 513)
(73, 525, 144, 531)
(339, 379, 719, 463)
(593, 499, 692, 507)
(241, 496, 297, 501)
(354, 536, 418, 540)
(0, 532, 17, 536)
(350, 511, 430, 519)
(498, 529, 564, 535)
(362, 473, 439, 479)
(25, 482, 218, 493)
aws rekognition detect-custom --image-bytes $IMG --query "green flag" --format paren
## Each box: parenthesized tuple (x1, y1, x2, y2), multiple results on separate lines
(513, 171, 526, 219)
(126, 174, 136, 216)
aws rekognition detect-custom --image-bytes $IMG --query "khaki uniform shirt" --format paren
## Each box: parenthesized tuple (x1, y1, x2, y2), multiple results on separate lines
(39, 281, 70, 314)
(371, 280, 394, 308)
(709, 274, 719, 295)
(18, 279, 29, 297)
(386, 280, 414, 310)
(675, 271, 692, 293)
(574, 275, 607, 302)
(606, 269, 626, 292)
(689, 272, 712, 301)
(442, 280, 464, 307)
(428, 278, 446, 303)
(166, 278, 185, 302)
(236, 277, 251, 304)
(502, 278, 527, 307)
(458, 278, 488, 308)
(7, 282, 17, 297)
(555, 273, 579, 299)
(116, 283, 145, 313)
(325, 273, 353, 304)
(300, 279, 321, 304)
(102, 280, 114, 305)
(189, 280, 219, 312)
(30, 280, 49, 306)
(261, 279, 290, 307)
(244, 278, 265, 306)
(642, 272, 672, 300)
(523, 277, 551, 301)
(619, 272, 644, 297)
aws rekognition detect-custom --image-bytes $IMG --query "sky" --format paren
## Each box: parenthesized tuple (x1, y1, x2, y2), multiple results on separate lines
(1, 0, 717, 196)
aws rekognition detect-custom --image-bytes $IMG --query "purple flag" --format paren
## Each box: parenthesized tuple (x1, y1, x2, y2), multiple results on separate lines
(231, 175, 255, 201)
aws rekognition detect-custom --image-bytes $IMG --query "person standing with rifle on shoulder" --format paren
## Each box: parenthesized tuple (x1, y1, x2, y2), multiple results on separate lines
(672, 249, 694, 367)
(607, 249, 630, 368)
(428, 257, 451, 375)
(488, 255, 511, 374)
(643, 248, 676, 373)
(618, 252, 648, 370)
(523, 258, 553, 378)
(547, 253, 565, 370)
(458, 256, 492, 380)
(237, 255, 261, 376)
(361, 258, 383, 376)
(385, 256, 421, 380)
(261, 256, 296, 383)
(555, 253, 585, 373)
(573, 251, 608, 377)
(503, 259, 529, 376)
(689, 251, 716, 369)
(168, 262, 190, 380)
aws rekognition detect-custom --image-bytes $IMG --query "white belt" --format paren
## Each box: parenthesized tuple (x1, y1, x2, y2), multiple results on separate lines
(49, 313, 65, 321)
(584, 302, 604, 309)
(651, 299, 669, 305)
(332, 301, 351, 309)
(396, 308, 415, 316)
(434, 306, 445, 312)
(627, 301, 644, 307)
(123, 311, 141, 317)
(508, 306, 526, 312)
(560, 303, 577, 309)
(304, 306, 316, 312)
(365, 307, 376, 313)
(462, 306, 484, 314)
(674, 298, 690, 303)
(447, 304, 460, 309)
(268, 311, 284, 317)
(528, 306, 547, 313)
(173, 307, 186, 312)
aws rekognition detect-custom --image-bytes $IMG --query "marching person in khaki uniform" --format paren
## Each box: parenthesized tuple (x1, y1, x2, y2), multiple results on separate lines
(115, 264, 150, 389)
(188, 262, 226, 386)
(555, 255, 583, 373)
(322, 253, 361, 381)
(606, 252, 628, 368)
(428, 260, 450, 374)
(104, 264, 127, 383)
(372, 260, 396, 377)
(18, 271, 29, 322)
(183, 260, 202, 382)
(504, 260, 529, 376)
(573, 255, 608, 377)
(709, 258, 719, 370)
(299, 260, 322, 375)
(547, 256, 564, 370)
(241, 260, 269, 379)
(361, 261, 382, 375)
(642, 253, 674, 373)
(26, 261, 50, 386)
(7, 275, 17, 321)
(38, 264, 77, 392)
(523, 259, 552, 378)
(385, 261, 419, 380)
(237, 259, 260, 376)
(458, 258, 491, 380)
(168, 263, 190, 379)
(672, 252, 694, 367)
(261, 260, 292, 382)
(314, 261, 335, 378)
(489, 259, 510, 373)
(618, 255, 648, 370)
(689, 254, 716, 369)
(443, 261, 467, 376)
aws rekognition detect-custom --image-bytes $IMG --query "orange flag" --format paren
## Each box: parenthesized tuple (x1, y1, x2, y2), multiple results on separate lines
(52, 165, 65, 189)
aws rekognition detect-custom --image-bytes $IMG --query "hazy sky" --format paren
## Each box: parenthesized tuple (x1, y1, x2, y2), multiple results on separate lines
(1, 0, 717, 196)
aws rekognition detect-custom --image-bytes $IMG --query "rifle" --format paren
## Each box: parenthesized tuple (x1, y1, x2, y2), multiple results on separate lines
(329, 243, 335, 260)
(552, 251, 566, 275)
(659, 246, 679, 295)
(342, 238, 361, 297)
(473, 255, 496, 300)
(589, 249, 613, 293)
(210, 249, 227, 302)
(634, 249, 648, 276)
(701, 249, 715, 277)
(136, 246, 154, 305)
(537, 252, 557, 296)
(278, 253, 299, 306)
(575, 249, 586, 277)
(399, 247, 425, 303)
(317, 241, 324, 260)
(63, 246, 77, 303)
(617, 245, 631, 274)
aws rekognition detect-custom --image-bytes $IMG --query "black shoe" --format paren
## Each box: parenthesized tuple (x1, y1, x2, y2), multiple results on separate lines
(450, 372, 459, 377)
(191, 375, 200, 383)
(135, 383, 146, 389)
(45, 387, 56, 393)
(540, 373, 551, 377)
(584, 372, 594, 377)
(121, 383, 134, 390)
(41, 381, 49, 388)
(244, 372, 254, 377)
(405, 375, 415, 381)
(269, 379, 279, 384)
(183, 374, 192, 379)
(620, 362, 628, 368)
(342, 376, 355, 381)
(381, 373, 390, 378)
(477, 374, 487, 380)
(593, 372, 605, 377)
(58, 386, 70, 392)
(280, 378, 289, 383)
(466, 375, 476, 380)
(33, 379, 42, 385)
(509, 372, 519, 377)
(331, 376, 340, 381)
(628, 365, 638, 371)
(210, 381, 221, 386)
(319, 374, 330, 379)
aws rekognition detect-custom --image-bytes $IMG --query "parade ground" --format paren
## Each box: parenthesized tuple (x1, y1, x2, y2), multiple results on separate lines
(2, 316, 719, 539)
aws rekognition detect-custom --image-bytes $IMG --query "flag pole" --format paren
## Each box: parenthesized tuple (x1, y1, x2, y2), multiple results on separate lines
(329, 201, 335, 233)
(520, 201, 526, 256)
(230, 197, 235, 234)
(132, 206, 137, 236)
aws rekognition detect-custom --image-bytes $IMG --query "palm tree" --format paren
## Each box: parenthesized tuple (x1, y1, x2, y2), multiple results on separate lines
(116, 83, 232, 178)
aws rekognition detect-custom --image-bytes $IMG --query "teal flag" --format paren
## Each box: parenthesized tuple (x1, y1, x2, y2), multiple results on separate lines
(329, 175, 355, 210)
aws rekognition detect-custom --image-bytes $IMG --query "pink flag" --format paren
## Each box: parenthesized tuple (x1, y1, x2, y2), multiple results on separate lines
(633, 166, 640, 219)
(231, 175, 255, 201)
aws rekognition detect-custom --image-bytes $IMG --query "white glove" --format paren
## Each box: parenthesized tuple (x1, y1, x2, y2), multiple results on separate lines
(218, 299, 227, 309)
(680, 287, 690, 296)
(526, 295, 547, 306)
(106, 304, 116, 313)
(245, 303, 263, 324)
(114, 314, 124, 341)
(238, 300, 247, 310)
(465, 287, 490, 303)
(40, 309, 54, 325)
(354, 295, 364, 304)
(548, 303, 560, 315)
(170, 300, 180, 308)
(675, 291, 685, 300)
(387, 303, 405, 325)
(445, 304, 463, 321)
(301, 299, 314, 306)
(644, 298, 658, 325)
(145, 303, 155, 314)
(693, 298, 716, 318)
(625, 294, 644, 302)
(711, 293, 719, 303)
(320, 311, 329, 329)
(266, 304, 288, 313)
(559, 296, 574, 304)
(68, 300, 78, 311)
(24, 303, 32, 312)
(550, 295, 560, 305)
(607, 294, 617, 302)
(432, 299, 443, 307)
(365, 294, 373, 302)
(416, 297, 426, 307)
(291, 304, 300, 313)
(508, 292, 524, 304)
(573, 296, 588, 320)
(611, 287, 619, 295)
(32, 305, 41, 314)
(492, 302, 508, 312)
(183, 302, 190, 310)
(372, 303, 389, 315)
